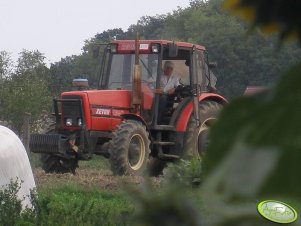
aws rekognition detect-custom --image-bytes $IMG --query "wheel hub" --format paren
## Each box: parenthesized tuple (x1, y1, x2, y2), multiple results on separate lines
(128, 134, 145, 170)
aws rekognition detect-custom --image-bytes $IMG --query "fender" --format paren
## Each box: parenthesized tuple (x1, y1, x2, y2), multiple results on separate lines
(121, 113, 150, 131)
(175, 93, 227, 132)
(119, 113, 153, 143)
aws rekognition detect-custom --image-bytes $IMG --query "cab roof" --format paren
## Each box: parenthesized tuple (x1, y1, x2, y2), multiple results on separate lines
(111, 40, 206, 51)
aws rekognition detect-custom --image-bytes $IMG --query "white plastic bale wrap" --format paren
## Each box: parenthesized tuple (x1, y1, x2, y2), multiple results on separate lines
(0, 125, 36, 208)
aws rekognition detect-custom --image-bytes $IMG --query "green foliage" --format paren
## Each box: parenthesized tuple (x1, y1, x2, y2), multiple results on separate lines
(125, 158, 205, 226)
(129, 179, 202, 226)
(49, 52, 99, 95)
(0, 179, 23, 226)
(0, 179, 36, 226)
(78, 156, 110, 170)
(94, 28, 127, 43)
(195, 0, 301, 225)
(0, 50, 51, 133)
(162, 158, 203, 187)
(204, 64, 301, 198)
(225, 0, 301, 42)
(0, 179, 133, 226)
(0, 51, 13, 79)
(35, 186, 133, 226)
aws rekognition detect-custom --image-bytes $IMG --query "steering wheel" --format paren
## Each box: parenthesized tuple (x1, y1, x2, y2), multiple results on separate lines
(174, 85, 191, 99)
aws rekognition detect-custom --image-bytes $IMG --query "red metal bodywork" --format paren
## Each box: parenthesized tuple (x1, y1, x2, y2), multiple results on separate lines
(176, 93, 227, 132)
(112, 40, 206, 53)
(61, 86, 154, 132)
(61, 90, 225, 133)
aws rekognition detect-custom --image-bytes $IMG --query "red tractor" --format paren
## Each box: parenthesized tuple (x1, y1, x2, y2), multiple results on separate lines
(30, 39, 227, 176)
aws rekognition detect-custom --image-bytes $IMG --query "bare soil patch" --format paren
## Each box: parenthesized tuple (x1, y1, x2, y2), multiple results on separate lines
(33, 168, 148, 191)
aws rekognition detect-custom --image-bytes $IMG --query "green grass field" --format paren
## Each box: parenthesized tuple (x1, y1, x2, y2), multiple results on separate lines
(3, 154, 300, 226)
(13, 155, 136, 226)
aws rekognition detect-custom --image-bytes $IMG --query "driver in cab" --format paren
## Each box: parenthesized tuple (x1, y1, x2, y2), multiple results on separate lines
(156, 61, 180, 123)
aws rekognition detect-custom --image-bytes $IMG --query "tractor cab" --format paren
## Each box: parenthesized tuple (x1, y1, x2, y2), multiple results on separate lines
(99, 40, 217, 127)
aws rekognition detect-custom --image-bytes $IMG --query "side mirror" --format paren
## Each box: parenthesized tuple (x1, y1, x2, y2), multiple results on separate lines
(208, 62, 217, 69)
(168, 43, 178, 58)
(72, 78, 89, 90)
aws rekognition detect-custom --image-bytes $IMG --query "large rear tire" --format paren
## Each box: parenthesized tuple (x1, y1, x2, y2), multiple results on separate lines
(109, 120, 150, 175)
(183, 101, 222, 158)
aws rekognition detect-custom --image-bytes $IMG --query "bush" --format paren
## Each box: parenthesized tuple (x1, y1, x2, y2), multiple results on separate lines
(0, 179, 133, 226)
(162, 158, 203, 188)
(35, 186, 133, 226)
(0, 179, 36, 226)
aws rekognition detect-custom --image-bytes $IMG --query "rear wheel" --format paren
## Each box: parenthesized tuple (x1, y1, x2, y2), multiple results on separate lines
(183, 101, 222, 158)
(109, 120, 150, 175)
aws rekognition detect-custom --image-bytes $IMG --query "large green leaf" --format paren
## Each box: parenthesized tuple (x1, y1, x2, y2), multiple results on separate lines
(204, 63, 301, 198)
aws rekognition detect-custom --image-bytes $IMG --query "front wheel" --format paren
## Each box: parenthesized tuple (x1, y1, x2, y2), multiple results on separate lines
(183, 101, 223, 158)
(40, 124, 79, 174)
(109, 120, 150, 175)
(41, 154, 78, 174)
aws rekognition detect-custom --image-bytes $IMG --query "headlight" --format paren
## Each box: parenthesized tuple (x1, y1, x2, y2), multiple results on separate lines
(65, 118, 73, 126)
(78, 118, 83, 126)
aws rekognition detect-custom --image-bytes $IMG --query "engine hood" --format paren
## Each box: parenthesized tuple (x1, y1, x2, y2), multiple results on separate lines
(62, 90, 132, 108)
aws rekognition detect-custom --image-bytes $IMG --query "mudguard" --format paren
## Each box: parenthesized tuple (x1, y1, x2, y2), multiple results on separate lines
(174, 93, 227, 132)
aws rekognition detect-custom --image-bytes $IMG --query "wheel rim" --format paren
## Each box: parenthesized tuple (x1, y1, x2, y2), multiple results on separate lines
(128, 134, 146, 171)
(196, 118, 215, 157)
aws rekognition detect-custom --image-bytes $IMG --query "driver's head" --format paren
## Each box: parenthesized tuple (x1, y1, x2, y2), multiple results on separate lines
(163, 61, 174, 76)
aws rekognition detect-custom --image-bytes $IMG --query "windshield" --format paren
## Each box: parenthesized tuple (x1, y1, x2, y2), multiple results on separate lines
(106, 54, 158, 90)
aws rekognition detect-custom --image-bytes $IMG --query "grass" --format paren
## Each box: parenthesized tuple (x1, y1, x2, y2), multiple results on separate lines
(28, 153, 111, 170)
(0, 179, 134, 226)
(78, 155, 111, 171)
(36, 185, 133, 226)
(6, 154, 301, 226)
(21, 154, 136, 226)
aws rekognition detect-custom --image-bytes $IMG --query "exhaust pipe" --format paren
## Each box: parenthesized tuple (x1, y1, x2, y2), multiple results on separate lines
(131, 33, 142, 114)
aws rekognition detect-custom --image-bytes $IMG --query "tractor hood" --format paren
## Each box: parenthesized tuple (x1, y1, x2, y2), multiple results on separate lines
(61, 90, 132, 131)
(86, 90, 131, 108)
(62, 90, 131, 108)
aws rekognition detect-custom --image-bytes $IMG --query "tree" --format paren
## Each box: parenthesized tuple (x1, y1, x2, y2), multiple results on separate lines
(0, 51, 13, 79)
(49, 52, 100, 95)
(128, 15, 166, 40)
(0, 50, 51, 133)
(94, 28, 127, 43)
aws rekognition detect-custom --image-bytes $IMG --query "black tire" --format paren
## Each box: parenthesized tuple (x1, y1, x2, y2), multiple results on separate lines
(148, 157, 166, 177)
(41, 154, 78, 174)
(109, 120, 150, 175)
(183, 101, 222, 158)
(40, 124, 79, 174)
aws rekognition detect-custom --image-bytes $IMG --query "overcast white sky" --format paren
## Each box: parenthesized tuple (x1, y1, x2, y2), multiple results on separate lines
(0, 0, 190, 64)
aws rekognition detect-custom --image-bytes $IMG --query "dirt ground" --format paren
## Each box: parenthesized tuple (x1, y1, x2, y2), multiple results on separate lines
(33, 167, 152, 191)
